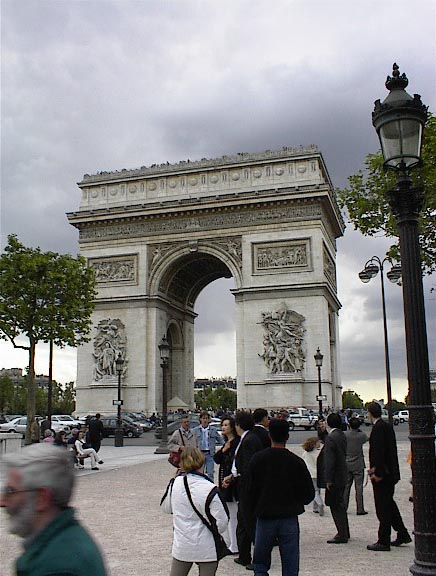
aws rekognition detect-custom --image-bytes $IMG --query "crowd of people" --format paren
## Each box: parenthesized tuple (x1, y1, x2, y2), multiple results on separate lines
(1, 404, 413, 576)
(162, 403, 412, 575)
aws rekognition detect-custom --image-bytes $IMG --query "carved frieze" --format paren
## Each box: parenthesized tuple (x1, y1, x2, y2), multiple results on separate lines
(93, 318, 127, 382)
(80, 204, 322, 242)
(89, 255, 137, 284)
(258, 303, 306, 374)
(253, 239, 311, 275)
(323, 245, 337, 288)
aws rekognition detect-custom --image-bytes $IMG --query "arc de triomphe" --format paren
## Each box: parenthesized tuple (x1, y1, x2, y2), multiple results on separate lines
(68, 146, 345, 414)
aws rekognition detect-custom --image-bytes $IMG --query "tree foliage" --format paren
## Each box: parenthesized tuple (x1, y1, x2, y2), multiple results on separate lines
(342, 390, 364, 409)
(195, 386, 237, 411)
(0, 235, 96, 442)
(337, 115, 436, 275)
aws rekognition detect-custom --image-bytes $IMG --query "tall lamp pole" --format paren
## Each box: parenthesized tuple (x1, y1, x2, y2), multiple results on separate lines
(314, 348, 324, 416)
(372, 63, 435, 576)
(114, 353, 124, 448)
(155, 335, 170, 454)
(358, 256, 402, 425)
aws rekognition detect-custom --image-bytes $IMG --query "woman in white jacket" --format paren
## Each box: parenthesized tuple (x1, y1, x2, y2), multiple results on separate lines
(161, 447, 230, 576)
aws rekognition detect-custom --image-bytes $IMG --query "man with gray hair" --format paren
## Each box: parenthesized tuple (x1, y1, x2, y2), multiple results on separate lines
(0, 443, 107, 575)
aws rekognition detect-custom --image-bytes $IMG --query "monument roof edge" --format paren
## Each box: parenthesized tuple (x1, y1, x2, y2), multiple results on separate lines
(78, 145, 321, 186)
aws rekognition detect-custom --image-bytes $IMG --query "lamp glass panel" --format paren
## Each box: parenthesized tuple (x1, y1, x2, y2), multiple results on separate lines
(380, 118, 423, 169)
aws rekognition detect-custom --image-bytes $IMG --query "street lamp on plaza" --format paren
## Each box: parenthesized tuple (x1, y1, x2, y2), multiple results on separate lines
(314, 348, 324, 416)
(154, 335, 170, 455)
(372, 63, 435, 576)
(358, 256, 401, 425)
(114, 353, 124, 448)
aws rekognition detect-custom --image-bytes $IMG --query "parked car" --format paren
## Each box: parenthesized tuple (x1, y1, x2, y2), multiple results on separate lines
(154, 415, 200, 440)
(350, 409, 367, 423)
(51, 415, 82, 428)
(0, 416, 70, 435)
(100, 416, 143, 438)
(122, 413, 154, 432)
(393, 410, 409, 425)
(287, 408, 318, 431)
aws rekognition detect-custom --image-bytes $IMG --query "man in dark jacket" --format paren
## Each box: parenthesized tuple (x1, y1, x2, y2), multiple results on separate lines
(223, 410, 262, 569)
(324, 412, 350, 543)
(366, 402, 411, 551)
(0, 443, 107, 576)
(247, 418, 314, 576)
(88, 413, 104, 452)
(252, 408, 271, 449)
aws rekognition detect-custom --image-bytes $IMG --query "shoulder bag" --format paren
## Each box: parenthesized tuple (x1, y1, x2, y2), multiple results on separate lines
(183, 475, 231, 561)
(168, 430, 185, 468)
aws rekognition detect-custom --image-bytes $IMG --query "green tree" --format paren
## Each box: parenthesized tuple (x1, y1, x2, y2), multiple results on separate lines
(0, 235, 96, 443)
(0, 375, 14, 413)
(195, 387, 236, 411)
(386, 398, 406, 413)
(337, 115, 436, 275)
(342, 390, 364, 409)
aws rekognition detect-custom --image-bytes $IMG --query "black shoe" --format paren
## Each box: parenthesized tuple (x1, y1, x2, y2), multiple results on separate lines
(391, 533, 412, 547)
(246, 565, 254, 571)
(234, 558, 250, 567)
(327, 538, 348, 544)
(91, 467, 100, 470)
(367, 542, 390, 551)
(357, 511, 368, 515)
(98, 460, 104, 464)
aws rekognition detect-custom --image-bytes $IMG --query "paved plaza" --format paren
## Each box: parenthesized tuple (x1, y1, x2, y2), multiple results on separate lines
(0, 442, 415, 575)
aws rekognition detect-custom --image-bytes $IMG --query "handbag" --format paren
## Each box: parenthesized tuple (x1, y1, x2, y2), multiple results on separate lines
(183, 475, 231, 561)
(168, 430, 185, 468)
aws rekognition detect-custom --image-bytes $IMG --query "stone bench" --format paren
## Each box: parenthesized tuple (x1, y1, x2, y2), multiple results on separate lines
(0, 432, 23, 456)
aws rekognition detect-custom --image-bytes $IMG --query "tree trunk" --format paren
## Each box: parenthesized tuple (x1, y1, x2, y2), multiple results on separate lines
(25, 339, 36, 445)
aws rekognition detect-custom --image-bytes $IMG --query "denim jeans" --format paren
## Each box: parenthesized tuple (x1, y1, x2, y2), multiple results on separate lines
(253, 517, 299, 576)
(203, 452, 215, 479)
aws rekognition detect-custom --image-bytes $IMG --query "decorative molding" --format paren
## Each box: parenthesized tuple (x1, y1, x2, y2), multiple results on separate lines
(253, 239, 311, 275)
(323, 244, 337, 288)
(80, 145, 320, 184)
(89, 255, 138, 285)
(93, 318, 127, 382)
(148, 237, 243, 277)
(80, 204, 322, 242)
(258, 303, 306, 374)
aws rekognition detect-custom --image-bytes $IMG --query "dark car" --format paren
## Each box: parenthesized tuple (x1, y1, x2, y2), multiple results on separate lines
(100, 416, 143, 438)
(154, 415, 199, 440)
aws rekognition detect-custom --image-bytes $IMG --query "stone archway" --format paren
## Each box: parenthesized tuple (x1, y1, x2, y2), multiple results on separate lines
(68, 146, 344, 414)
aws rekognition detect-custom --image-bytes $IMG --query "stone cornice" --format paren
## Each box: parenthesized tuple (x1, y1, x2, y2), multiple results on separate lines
(79, 145, 320, 185)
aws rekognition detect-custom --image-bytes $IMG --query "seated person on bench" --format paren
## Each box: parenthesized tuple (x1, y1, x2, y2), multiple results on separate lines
(74, 430, 104, 471)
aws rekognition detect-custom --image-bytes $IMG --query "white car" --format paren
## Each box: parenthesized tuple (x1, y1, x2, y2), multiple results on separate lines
(0, 416, 71, 435)
(51, 415, 82, 428)
(393, 410, 409, 425)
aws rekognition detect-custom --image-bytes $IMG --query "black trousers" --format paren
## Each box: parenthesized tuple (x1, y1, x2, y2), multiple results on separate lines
(372, 480, 408, 545)
(236, 496, 254, 564)
(326, 485, 350, 540)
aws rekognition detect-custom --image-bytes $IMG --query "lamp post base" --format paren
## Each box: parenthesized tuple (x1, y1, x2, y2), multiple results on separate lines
(114, 428, 124, 447)
(154, 440, 169, 454)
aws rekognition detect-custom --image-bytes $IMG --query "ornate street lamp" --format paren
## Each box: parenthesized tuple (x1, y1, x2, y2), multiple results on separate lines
(358, 256, 402, 424)
(314, 348, 324, 416)
(373, 64, 435, 576)
(154, 335, 170, 454)
(114, 353, 124, 448)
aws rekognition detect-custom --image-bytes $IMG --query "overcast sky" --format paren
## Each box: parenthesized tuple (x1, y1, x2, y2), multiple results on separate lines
(1, 0, 435, 404)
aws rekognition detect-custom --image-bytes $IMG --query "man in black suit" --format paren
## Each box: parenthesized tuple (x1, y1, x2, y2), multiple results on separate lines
(252, 408, 271, 449)
(88, 413, 104, 453)
(223, 411, 262, 569)
(366, 402, 411, 552)
(324, 412, 350, 544)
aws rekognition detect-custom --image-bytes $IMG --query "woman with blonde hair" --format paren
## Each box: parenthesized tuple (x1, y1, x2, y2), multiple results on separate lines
(161, 447, 230, 576)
